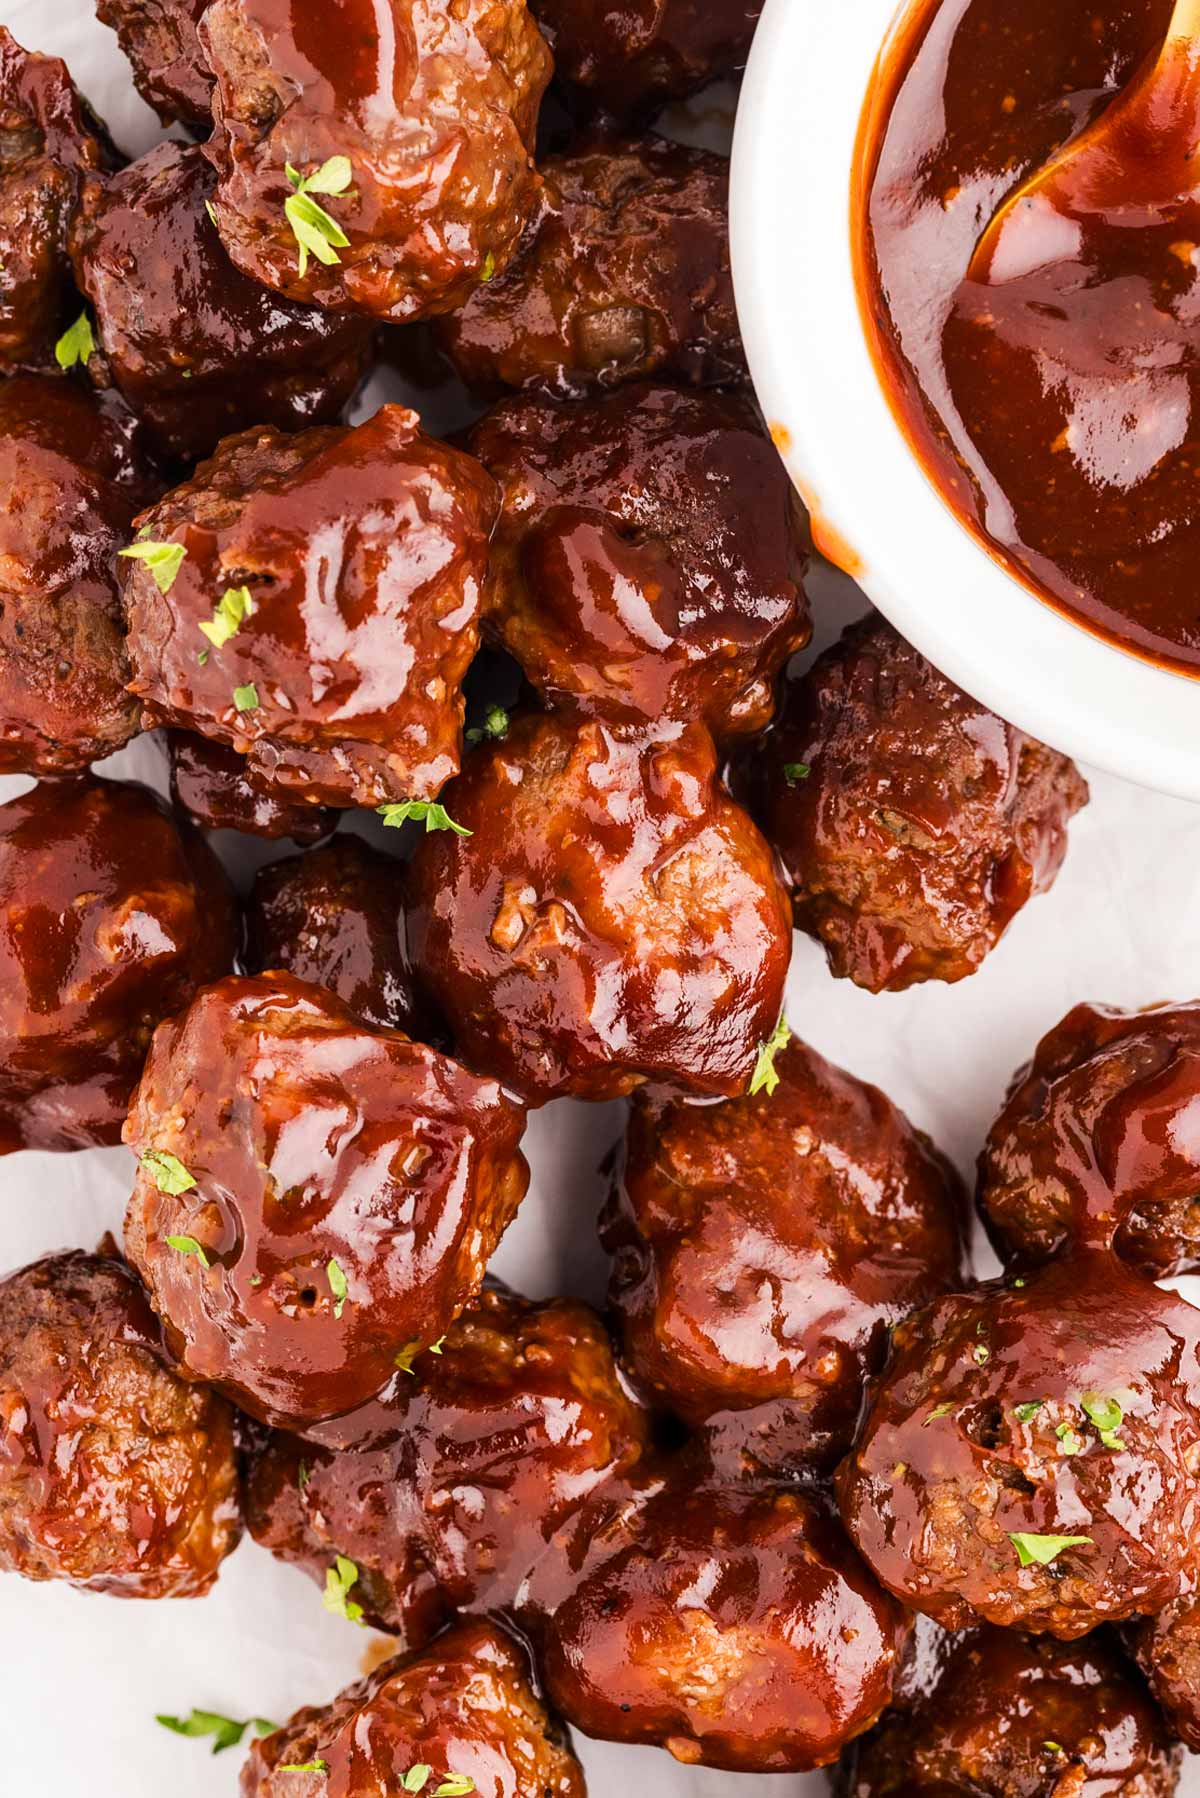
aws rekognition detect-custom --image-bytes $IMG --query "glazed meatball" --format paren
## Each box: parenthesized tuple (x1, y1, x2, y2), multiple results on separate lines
(242, 1619, 585, 1798)
(123, 973, 529, 1429)
(168, 730, 337, 844)
(0, 29, 115, 372)
(0, 776, 236, 1154)
(979, 1002, 1200, 1280)
(71, 143, 375, 461)
(244, 1285, 648, 1639)
(406, 712, 793, 1103)
(0, 1249, 241, 1597)
(837, 1249, 1200, 1638)
(1132, 1595, 1200, 1753)
(755, 612, 1089, 990)
(95, 0, 214, 128)
(840, 1626, 1181, 1796)
(199, 0, 552, 320)
(120, 407, 499, 809)
(246, 836, 422, 1033)
(469, 383, 810, 736)
(529, 0, 762, 117)
(603, 1034, 966, 1472)
(0, 375, 158, 774)
(437, 137, 743, 398)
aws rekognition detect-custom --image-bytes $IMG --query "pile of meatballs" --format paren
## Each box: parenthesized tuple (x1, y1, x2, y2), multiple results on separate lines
(2, 0, 1192, 1794)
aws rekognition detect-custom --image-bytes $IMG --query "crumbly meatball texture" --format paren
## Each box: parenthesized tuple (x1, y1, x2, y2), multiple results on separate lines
(837, 1250, 1200, 1638)
(438, 136, 744, 398)
(241, 1619, 585, 1798)
(469, 383, 810, 736)
(756, 612, 1089, 990)
(1133, 1595, 1200, 1754)
(168, 730, 337, 844)
(529, 0, 762, 116)
(95, 0, 214, 127)
(120, 408, 498, 810)
(200, 0, 552, 320)
(0, 776, 236, 1154)
(0, 1250, 241, 1597)
(979, 1001, 1200, 1279)
(123, 973, 529, 1430)
(840, 1626, 1182, 1797)
(604, 1034, 966, 1472)
(71, 143, 374, 461)
(406, 712, 793, 1103)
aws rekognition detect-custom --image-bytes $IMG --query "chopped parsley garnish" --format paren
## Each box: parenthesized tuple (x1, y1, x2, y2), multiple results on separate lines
(327, 1258, 348, 1320)
(749, 1016, 791, 1097)
(480, 252, 496, 282)
(971, 1343, 989, 1364)
(298, 1461, 310, 1491)
(924, 1401, 955, 1424)
(1081, 1392, 1126, 1449)
(233, 682, 260, 712)
(403, 1771, 476, 1795)
(285, 157, 353, 277)
(157, 1710, 277, 1754)
(1013, 1400, 1043, 1422)
(428, 1336, 446, 1356)
(119, 540, 187, 596)
(200, 584, 255, 649)
(323, 1555, 364, 1626)
(1044, 1741, 1064, 1755)
(1055, 1421, 1083, 1455)
(783, 763, 810, 786)
(204, 198, 219, 227)
(1008, 1531, 1093, 1568)
(55, 310, 94, 369)
(165, 1235, 210, 1268)
(377, 800, 471, 836)
(279, 1762, 329, 1775)
(466, 705, 510, 746)
(395, 1340, 423, 1377)
(141, 1149, 197, 1194)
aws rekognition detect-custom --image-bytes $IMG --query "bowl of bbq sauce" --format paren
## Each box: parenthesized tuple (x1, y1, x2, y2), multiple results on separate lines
(732, 0, 1200, 798)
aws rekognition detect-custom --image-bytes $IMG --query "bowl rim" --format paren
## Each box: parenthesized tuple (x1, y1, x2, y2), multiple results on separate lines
(729, 0, 1200, 801)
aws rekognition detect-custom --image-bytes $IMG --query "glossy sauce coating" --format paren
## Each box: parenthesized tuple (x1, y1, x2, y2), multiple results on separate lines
(754, 613, 1088, 990)
(200, 0, 552, 319)
(241, 1619, 586, 1798)
(979, 1001, 1200, 1279)
(123, 973, 529, 1429)
(0, 776, 236, 1154)
(406, 711, 793, 1103)
(1133, 1594, 1200, 1754)
(438, 136, 744, 399)
(0, 1249, 241, 1597)
(529, 0, 761, 116)
(838, 1250, 1200, 1637)
(95, 0, 215, 126)
(120, 407, 499, 809)
(604, 1034, 966, 1472)
(168, 730, 337, 844)
(469, 383, 810, 737)
(72, 142, 375, 461)
(860, 0, 1200, 671)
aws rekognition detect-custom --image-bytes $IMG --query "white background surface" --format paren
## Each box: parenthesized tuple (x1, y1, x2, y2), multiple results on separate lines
(2, 2, 1200, 1793)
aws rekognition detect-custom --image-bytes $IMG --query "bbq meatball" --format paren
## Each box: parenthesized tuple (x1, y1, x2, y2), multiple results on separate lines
(840, 1626, 1181, 1796)
(468, 383, 810, 736)
(979, 1002, 1200, 1280)
(119, 407, 499, 809)
(837, 1249, 1200, 1638)
(0, 375, 159, 774)
(123, 973, 529, 1429)
(95, 0, 214, 128)
(0, 776, 236, 1154)
(406, 712, 793, 1103)
(199, 0, 552, 320)
(1132, 1596, 1200, 1752)
(241, 1619, 585, 1798)
(0, 1249, 241, 1597)
(168, 730, 337, 844)
(755, 612, 1089, 990)
(437, 137, 743, 398)
(603, 1033, 966, 1472)
(529, 0, 762, 117)
(246, 836, 422, 1033)
(71, 143, 375, 462)
(0, 29, 115, 372)
(244, 1285, 647, 1638)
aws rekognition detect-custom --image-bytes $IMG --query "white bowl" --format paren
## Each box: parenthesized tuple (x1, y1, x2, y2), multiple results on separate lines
(730, 0, 1200, 801)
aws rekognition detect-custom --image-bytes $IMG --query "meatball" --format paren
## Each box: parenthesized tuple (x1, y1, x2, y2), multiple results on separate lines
(837, 1249, 1200, 1638)
(168, 730, 337, 844)
(199, 0, 552, 320)
(979, 1001, 1200, 1280)
(241, 1619, 585, 1798)
(529, 0, 762, 117)
(120, 407, 499, 810)
(468, 383, 810, 736)
(71, 143, 375, 462)
(0, 29, 115, 372)
(754, 612, 1089, 990)
(244, 1285, 648, 1638)
(406, 712, 793, 1103)
(245, 836, 422, 1033)
(95, 0, 214, 128)
(840, 1626, 1181, 1796)
(0, 1249, 241, 1597)
(0, 776, 236, 1154)
(123, 973, 529, 1429)
(1132, 1595, 1200, 1753)
(603, 1033, 966, 1472)
(437, 136, 743, 398)
(0, 375, 158, 774)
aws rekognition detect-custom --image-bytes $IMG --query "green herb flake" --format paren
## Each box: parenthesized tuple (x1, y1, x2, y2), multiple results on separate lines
(298, 1461, 310, 1492)
(165, 1234, 210, 1268)
(434, 1780, 475, 1796)
(972, 1343, 990, 1365)
(465, 705, 510, 746)
(327, 1257, 348, 1320)
(1081, 1392, 1126, 1450)
(205, 198, 219, 226)
(1008, 1531, 1093, 1568)
(157, 1711, 278, 1754)
(403, 1771, 432, 1793)
(480, 252, 496, 282)
(55, 310, 95, 369)
(118, 539, 187, 596)
(749, 1016, 791, 1097)
(199, 584, 255, 650)
(279, 1762, 329, 1775)
(141, 1149, 197, 1194)
(233, 682, 260, 713)
(376, 800, 471, 836)
(1012, 1276, 1027, 1288)
(395, 1340, 423, 1377)
(428, 1336, 446, 1356)
(1044, 1742, 1064, 1755)
(1055, 1421, 1083, 1456)
(924, 1401, 955, 1425)
(783, 763, 810, 786)
(323, 1554, 364, 1626)
(1013, 1401, 1044, 1423)
(284, 157, 353, 276)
